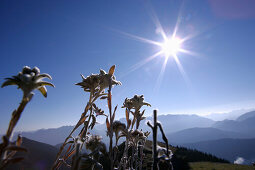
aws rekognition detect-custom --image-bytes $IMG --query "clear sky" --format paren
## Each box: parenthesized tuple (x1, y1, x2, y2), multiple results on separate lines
(1, 0, 255, 133)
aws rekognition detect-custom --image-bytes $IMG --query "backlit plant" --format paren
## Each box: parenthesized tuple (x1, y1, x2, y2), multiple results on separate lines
(51, 65, 172, 170)
(0, 66, 54, 169)
(1, 65, 172, 170)
(52, 65, 121, 169)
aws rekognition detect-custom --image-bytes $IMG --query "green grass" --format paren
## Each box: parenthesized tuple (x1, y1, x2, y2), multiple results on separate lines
(190, 162, 254, 170)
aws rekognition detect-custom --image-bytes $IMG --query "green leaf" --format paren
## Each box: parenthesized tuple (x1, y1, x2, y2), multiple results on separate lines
(38, 86, 47, 97)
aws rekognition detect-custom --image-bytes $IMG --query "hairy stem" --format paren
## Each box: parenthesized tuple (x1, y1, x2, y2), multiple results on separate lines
(107, 79, 114, 170)
(80, 109, 92, 140)
(6, 96, 30, 140)
(0, 95, 30, 168)
(52, 93, 93, 169)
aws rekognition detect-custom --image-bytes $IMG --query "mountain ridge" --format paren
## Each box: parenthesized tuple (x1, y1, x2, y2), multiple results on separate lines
(182, 138, 255, 164)
(13, 113, 216, 145)
(167, 127, 250, 144)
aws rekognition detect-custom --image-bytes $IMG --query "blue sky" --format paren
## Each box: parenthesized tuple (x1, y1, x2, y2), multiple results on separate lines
(1, 0, 255, 133)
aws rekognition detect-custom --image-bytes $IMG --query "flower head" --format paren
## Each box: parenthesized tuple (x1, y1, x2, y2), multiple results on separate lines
(1, 66, 54, 98)
(122, 95, 151, 111)
(86, 135, 106, 153)
(75, 74, 100, 94)
(129, 130, 150, 144)
(98, 67, 121, 92)
(111, 120, 127, 145)
(130, 129, 144, 138)
(112, 121, 126, 135)
(76, 65, 121, 96)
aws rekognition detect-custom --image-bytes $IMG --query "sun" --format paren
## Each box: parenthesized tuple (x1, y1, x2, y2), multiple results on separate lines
(115, 13, 197, 87)
(160, 37, 182, 58)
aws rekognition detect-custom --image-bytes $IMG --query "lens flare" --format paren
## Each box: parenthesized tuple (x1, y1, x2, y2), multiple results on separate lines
(113, 8, 199, 91)
(160, 37, 182, 58)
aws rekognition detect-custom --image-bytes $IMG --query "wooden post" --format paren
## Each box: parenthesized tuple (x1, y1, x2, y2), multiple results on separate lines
(152, 110, 158, 170)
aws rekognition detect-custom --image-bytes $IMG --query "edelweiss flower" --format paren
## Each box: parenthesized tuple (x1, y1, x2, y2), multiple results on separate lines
(112, 121, 126, 136)
(98, 68, 121, 92)
(1, 66, 54, 98)
(86, 135, 106, 154)
(122, 95, 151, 111)
(75, 74, 100, 93)
(130, 129, 144, 138)
(130, 130, 150, 144)
(76, 65, 121, 95)
(112, 121, 127, 145)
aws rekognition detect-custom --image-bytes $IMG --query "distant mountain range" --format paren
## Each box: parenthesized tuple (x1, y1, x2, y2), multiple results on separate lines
(236, 110, 255, 121)
(9, 109, 255, 165)
(14, 113, 216, 146)
(211, 110, 255, 137)
(183, 138, 255, 164)
(167, 127, 250, 144)
(145, 114, 215, 133)
(13, 110, 255, 145)
(14, 126, 78, 146)
(14, 124, 108, 146)
(202, 109, 254, 121)
(164, 110, 255, 144)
